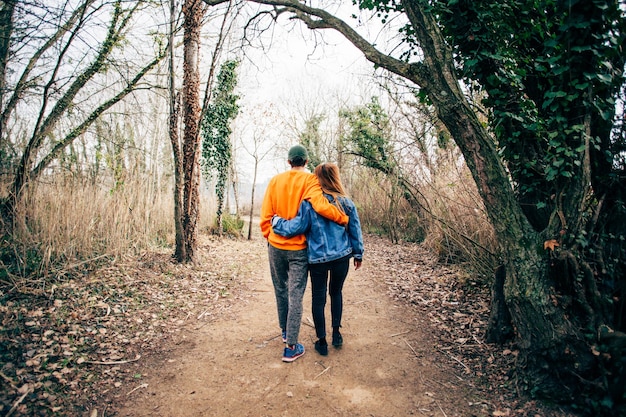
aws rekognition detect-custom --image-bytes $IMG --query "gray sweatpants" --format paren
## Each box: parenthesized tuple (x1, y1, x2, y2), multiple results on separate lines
(268, 244, 308, 346)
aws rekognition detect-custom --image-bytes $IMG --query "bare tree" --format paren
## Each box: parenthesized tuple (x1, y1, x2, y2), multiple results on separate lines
(169, 0, 186, 261)
(0, 0, 166, 231)
(173, 0, 240, 259)
(242, 130, 272, 239)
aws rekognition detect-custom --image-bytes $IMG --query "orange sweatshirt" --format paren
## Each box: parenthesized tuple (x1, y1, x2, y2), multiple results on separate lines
(260, 169, 349, 250)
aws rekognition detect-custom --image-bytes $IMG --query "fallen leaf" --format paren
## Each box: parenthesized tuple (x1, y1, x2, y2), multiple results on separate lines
(543, 239, 559, 251)
(17, 384, 31, 394)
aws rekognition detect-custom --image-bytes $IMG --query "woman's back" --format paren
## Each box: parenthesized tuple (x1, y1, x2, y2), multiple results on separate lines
(272, 194, 363, 264)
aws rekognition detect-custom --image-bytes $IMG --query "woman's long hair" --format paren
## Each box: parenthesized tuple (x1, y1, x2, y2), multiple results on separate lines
(315, 163, 346, 214)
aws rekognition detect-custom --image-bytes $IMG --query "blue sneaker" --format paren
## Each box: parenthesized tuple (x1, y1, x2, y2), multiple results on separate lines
(281, 330, 287, 343)
(282, 343, 305, 362)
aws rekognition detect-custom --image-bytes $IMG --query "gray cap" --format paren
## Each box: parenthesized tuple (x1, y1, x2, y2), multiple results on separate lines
(288, 145, 308, 161)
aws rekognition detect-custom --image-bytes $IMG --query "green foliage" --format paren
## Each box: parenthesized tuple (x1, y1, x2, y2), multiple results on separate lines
(339, 96, 395, 173)
(340, 98, 429, 243)
(299, 114, 325, 170)
(431, 8, 626, 383)
(211, 213, 243, 237)
(354, 0, 404, 25)
(201, 60, 240, 223)
(433, 0, 625, 231)
(352, 0, 626, 410)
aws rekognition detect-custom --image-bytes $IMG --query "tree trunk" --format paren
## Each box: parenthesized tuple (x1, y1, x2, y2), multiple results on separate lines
(485, 265, 513, 344)
(247, 156, 258, 240)
(230, 159, 240, 216)
(0, 1, 15, 139)
(180, 0, 204, 261)
(400, 4, 592, 400)
(216, 174, 225, 236)
(169, 0, 185, 262)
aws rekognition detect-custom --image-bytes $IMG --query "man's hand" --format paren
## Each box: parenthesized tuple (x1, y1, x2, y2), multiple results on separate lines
(354, 259, 362, 270)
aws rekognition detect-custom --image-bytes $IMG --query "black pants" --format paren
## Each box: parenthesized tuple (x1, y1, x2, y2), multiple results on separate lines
(309, 256, 350, 339)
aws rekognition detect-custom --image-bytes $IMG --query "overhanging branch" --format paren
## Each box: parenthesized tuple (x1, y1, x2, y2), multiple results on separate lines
(203, 0, 430, 88)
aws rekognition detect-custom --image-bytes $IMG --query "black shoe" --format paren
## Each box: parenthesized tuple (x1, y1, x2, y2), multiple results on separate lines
(314, 340, 328, 356)
(332, 332, 343, 347)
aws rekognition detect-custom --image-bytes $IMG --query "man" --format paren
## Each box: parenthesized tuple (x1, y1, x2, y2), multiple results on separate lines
(260, 145, 348, 362)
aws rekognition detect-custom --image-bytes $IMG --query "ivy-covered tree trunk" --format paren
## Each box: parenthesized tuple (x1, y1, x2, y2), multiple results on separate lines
(430, 0, 625, 407)
(401, 1, 605, 404)
(169, 0, 185, 262)
(180, 0, 204, 261)
(201, 60, 239, 236)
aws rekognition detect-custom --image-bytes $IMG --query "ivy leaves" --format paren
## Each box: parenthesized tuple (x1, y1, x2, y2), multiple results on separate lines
(430, 0, 625, 232)
(201, 60, 239, 217)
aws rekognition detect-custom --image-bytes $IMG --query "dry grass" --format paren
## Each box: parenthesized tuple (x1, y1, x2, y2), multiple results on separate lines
(349, 172, 424, 243)
(4, 175, 216, 282)
(348, 158, 499, 282)
(421, 162, 499, 280)
(5, 155, 497, 285)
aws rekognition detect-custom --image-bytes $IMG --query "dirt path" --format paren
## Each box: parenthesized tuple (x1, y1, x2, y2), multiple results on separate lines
(113, 237, 482, 417)
(0, 231, 577, 416)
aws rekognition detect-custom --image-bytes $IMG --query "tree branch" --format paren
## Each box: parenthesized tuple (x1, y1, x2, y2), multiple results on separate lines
(10, 0, 141, 202)
(203, 0, 430, 88)
(31, 49, 167, 179)
(0, 0, 98, 140)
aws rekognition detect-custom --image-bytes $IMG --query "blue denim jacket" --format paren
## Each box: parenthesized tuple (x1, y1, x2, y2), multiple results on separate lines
(271, 195, 364, 264)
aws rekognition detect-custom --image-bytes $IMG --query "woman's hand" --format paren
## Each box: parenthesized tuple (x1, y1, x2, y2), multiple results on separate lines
(354, 259, 362, 270)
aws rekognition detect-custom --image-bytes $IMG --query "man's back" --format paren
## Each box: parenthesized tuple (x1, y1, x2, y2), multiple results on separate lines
(260, 170, 316, 250)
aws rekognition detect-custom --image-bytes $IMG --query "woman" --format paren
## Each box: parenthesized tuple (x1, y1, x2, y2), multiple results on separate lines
(271, 162, 364, 356)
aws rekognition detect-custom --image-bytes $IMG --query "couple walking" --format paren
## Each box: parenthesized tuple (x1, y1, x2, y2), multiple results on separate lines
(260, 145, 364, 362)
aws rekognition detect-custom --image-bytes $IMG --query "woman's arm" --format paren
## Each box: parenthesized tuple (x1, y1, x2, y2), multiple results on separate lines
(346, 199, 364, 261)
(271, 200, 313, 238)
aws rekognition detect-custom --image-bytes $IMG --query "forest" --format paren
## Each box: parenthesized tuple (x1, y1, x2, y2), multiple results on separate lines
(1, 0, 624, 416)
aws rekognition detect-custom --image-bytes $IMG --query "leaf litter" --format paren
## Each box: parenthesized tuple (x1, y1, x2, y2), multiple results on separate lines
(1, 236, 256, 416)
(1, 234, 575, 416)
